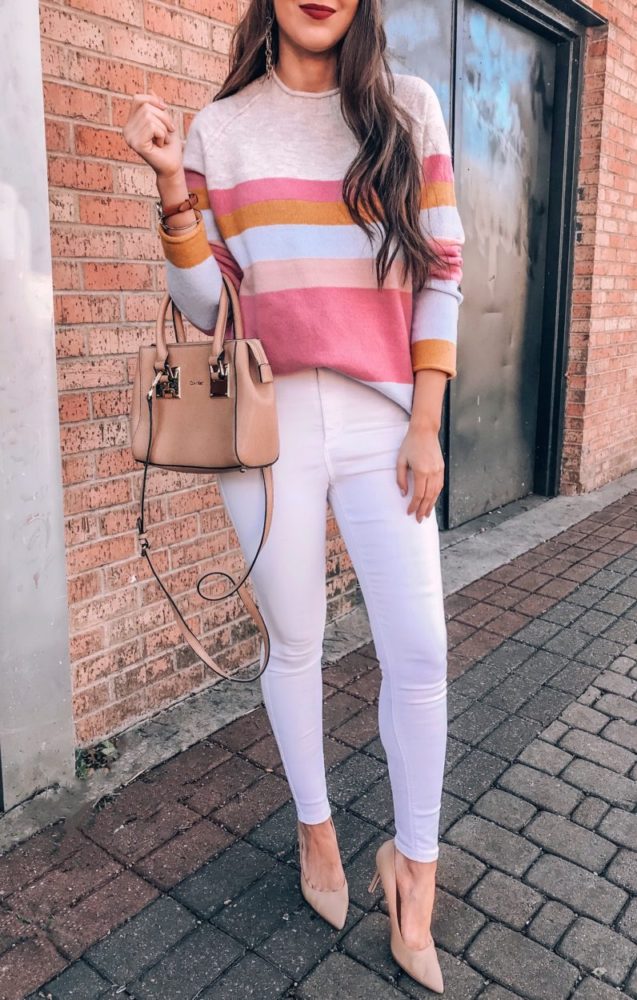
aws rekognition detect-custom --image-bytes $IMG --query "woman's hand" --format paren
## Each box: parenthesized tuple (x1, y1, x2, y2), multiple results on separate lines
(396, 423, 445, 521)
(123, 89, 182, 179)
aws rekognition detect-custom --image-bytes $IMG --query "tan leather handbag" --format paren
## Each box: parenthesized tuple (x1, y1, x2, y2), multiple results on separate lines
(130, 273, 279, 682)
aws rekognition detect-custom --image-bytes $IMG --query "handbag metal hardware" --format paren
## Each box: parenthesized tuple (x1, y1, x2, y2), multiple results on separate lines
(155, 364, 181, 399)
(209, 352, 229, 397)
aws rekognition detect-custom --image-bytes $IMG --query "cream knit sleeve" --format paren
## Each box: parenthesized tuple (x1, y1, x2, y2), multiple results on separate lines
(410, 81, 465, 379)
(157, 110, 224, 333)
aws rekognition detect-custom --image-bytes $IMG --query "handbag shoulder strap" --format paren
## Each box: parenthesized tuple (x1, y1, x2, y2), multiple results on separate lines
(136, 389, 274, 684)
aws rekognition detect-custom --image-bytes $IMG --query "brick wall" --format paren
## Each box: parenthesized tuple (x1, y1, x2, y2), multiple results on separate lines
(562, 0, 637, 492)
(41, 0, 357, 745)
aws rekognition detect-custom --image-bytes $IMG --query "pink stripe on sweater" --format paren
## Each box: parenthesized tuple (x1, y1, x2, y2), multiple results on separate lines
(210, 177, 345, 214)
(422, 154, 455, 183)
(236, 286, 414, 383)
(427, 238, 463, 282)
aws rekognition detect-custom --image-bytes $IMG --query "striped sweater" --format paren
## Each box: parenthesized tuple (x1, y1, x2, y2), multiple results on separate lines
(159, 69, 465, 414)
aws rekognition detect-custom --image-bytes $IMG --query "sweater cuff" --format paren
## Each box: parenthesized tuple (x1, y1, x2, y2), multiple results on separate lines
(411, 339, 457, 379)
(157, 216, 212, 269)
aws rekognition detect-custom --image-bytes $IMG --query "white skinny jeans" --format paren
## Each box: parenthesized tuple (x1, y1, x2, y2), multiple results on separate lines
(217, 366, 448, 862)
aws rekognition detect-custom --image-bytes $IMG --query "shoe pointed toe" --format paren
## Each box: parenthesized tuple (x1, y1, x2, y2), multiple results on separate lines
(300, 871, 349, 930)
(391, 938, 444, 993)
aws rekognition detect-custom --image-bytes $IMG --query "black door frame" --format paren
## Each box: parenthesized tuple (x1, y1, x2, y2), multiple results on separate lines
(442, 0, 606, 527)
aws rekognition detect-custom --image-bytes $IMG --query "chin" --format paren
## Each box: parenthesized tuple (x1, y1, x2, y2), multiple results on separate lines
(293, 30, 343, 52)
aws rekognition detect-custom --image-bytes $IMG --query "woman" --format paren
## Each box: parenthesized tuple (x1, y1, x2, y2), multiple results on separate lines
(123, 0, 464, 991)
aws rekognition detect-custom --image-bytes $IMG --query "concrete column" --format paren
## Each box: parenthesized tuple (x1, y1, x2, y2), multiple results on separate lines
(0, 1, 75, 810)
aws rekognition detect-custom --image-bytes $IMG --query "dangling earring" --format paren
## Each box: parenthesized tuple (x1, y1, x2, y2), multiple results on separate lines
(264, 12, 274, 79)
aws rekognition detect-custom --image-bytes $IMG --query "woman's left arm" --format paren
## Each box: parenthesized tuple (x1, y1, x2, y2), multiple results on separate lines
(397, 81, 465, 521)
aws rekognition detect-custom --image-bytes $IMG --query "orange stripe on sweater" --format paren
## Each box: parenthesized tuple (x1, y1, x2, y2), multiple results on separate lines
(218, 199, 353, 238)
(420, 180, 457, 210)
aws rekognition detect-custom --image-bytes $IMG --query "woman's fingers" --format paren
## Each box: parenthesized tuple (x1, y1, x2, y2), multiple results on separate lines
(407, 472, 427, 517)
(417, 485, 436, 520)
(125, 105, 175, 152)
(147, 105, 176, 133)
(136, 103, 175, 136)
(150, 121, 167, 148)
(124, 94, 175, 146)
(131, 91, 168, 111)
(410, 470, 443, 520)
(396, 453, 409, 497)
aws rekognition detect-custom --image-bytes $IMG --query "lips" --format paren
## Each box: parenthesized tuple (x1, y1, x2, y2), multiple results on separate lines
(299, 3, 336, 18)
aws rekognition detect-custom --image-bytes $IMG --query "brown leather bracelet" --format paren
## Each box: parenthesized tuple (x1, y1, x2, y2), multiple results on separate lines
(156, 191, 198, 223)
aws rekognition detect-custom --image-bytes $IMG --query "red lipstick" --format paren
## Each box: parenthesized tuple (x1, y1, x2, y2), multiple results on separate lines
(299, 3, 336, 18)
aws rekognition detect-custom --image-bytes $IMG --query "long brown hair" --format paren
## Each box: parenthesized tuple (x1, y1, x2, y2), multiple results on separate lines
(214, 0, 447, 292)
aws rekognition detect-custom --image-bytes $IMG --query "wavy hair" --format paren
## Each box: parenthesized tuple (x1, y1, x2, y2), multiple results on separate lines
(214, 0, 447, 291)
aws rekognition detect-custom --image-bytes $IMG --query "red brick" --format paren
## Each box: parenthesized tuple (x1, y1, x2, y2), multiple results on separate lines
(58, 358, 127, 391)
(43, 81, 110, 123)
(50, 225, 119, 259)
(66, 0, 144, 26)
(143, 2, 212, 47)
(66, 534, 136, 575)
(78, 194, 149, 227)
(58, 392, 90, 423)
(107, 24, 181, 70)
(48, 156, 114, 192)
(84, 784, 199, 864)
(65, 513, 100, 547)
(180, 0, 238, 26)
(133, 819, 233, 890)
(73, 639, 142, 688)
(45, 118, 71, 152)
(8, 838, 121, 923)
(146, 662, 207, 709)
(83, 261, 154, 290)
(95, 447, 137, 478)
(70, 586, 139, 632)
(0, 931, 67, 1000)
(40, 6, 108, 51)
(59, 418, 129, 455)
(65, 477, 131, 515)
(68, 570, 103, 604)
(48, 870, 159, 960)
(55, 294, 120, 325)
(69, 627, 105, 663)
(212, 772, 291, 836)
(65, 50, 145, 93)
(146, 70, 212, 109)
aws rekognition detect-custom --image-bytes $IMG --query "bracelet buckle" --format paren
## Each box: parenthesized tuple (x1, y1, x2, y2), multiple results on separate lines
(156, 190, 198, 225)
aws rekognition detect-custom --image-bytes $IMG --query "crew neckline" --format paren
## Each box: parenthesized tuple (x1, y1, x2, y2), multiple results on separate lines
(271, 68, 340, 99)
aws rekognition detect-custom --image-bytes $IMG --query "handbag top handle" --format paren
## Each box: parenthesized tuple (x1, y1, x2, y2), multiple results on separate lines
(154, 273, 244, 373)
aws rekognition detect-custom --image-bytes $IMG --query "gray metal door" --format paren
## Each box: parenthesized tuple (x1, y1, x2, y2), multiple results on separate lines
(385, 0, 566, 527)
(450, 2, 556, 524)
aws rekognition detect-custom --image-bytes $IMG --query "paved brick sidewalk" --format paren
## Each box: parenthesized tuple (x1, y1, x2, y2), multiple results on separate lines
(2, 493, 637, 1000)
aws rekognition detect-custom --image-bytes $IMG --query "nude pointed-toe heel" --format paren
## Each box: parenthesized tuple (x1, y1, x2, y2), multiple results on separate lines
(297, 818, 349, 930)
(368, 838, 444, 994)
